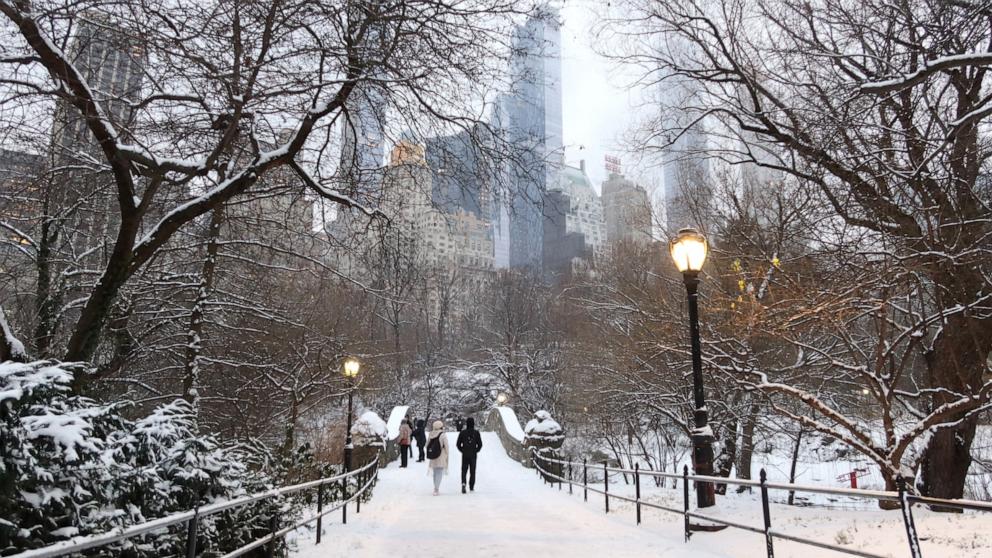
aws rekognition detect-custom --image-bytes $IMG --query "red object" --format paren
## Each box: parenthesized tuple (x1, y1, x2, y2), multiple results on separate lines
(849, 471, 858, 489)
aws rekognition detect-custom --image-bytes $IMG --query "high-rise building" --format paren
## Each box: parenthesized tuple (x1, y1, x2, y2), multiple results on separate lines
(339, 2, 387, 195)
(502, 5, 563, 269)
(550, 161, 606, 252)
(602, 168, 652, 245)
(0, 148, 43, 223)
(47, 15, 144, 263)
(426, 124, 492, 220)
(663, 127, 709, 233)
(52, 16, 143, 162)
(660, 74, 710, 234)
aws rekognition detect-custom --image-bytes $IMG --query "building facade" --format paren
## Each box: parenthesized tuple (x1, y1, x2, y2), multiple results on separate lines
(502, 5, 563, 269)
(602, 172, 652, 245)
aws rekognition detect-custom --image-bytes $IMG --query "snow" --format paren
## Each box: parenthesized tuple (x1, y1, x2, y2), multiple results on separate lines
(0, 310, 26, 361)
(385, 405, 410, 440)
(497, 406, 525, 442)
(525, 410, 563, 436)
(290, 432, 729, 558)
(352, 411, 387, 438)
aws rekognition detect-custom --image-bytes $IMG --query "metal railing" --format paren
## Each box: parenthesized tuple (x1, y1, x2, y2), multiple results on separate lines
(8, 456, 381, 558)
(531, 451, 992, 558)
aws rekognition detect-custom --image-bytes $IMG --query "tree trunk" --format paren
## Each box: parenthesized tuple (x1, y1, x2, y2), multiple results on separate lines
(787, 424, 804, 505)
(32, 201, 59, 357)
(920, 309, 991, 505)
(713, 419, 738, 495)
(183, 205, 225, 414)
(735, 404, 759, 493)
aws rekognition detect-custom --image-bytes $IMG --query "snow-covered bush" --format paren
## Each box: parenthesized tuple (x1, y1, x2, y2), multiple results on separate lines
(0, 361, 283, 556)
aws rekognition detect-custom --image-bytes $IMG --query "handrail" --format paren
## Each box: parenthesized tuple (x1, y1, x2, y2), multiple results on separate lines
(530, 449, 991, 558)
(220, 463, 380, 558)
(535, 452, 992, 508)
(8, 457, 381, 558)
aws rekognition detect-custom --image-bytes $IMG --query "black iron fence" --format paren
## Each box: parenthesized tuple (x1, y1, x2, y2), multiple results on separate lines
(8, 456, 380, 558)
(531, 451, 992, 558)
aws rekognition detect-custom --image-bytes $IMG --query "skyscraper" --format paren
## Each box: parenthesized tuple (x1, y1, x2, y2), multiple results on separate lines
(602, 168, 653, 245)
(660, 75, 710, 234)
(426, 125, 491, 219)
(48, 15, 144, 260)
(339, 2, 387, 195)
(52, 16, 143, 162)
(502, 5, 563, 269)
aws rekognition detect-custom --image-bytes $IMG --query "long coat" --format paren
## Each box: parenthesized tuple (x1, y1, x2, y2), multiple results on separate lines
(427, 428, 449, 472)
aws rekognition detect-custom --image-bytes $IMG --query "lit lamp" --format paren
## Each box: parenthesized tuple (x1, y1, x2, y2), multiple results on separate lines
(669, 228, 716, 509)
(496, 392, 508, 406)
(343, 357, 361, 473)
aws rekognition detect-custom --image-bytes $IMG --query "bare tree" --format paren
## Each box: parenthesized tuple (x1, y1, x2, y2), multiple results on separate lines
(607, 0, 992, 500)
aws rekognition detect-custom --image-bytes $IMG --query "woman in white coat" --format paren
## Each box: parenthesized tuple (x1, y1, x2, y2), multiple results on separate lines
(426, 420, 449, 495)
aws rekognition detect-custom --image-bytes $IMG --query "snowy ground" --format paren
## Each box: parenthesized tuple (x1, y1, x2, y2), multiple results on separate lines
(290, 432, 728, 558)
(290, 432, 990, 558)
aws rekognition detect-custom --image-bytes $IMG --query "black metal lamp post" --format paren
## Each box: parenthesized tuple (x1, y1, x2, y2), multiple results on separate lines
(343, 357, 361, 473)
(669, 227, 716, 509)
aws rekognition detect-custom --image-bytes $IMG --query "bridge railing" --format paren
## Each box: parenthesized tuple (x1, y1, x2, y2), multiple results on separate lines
(531, 451, 992, 558)
(8, 456, 380, 558)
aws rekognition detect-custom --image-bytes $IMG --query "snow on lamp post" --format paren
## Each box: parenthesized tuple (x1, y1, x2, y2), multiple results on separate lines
(343, 356, 361, 473)
(669, 227, 716, 509)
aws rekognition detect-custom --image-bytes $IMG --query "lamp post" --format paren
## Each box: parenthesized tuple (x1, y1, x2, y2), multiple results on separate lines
(343, 357, 361, 473)
(669, 227, 716, 509)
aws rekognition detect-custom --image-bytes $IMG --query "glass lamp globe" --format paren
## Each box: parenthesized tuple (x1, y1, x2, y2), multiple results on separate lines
(343, 357, 361, 378)
(669, 228, 708, 273)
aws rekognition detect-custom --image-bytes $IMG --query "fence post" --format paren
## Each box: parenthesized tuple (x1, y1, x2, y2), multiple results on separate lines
(760, 469, 774, 558)
(683, 465, 691, 542)
(559, 459, 563, 490)
(356, 468, 362, 514)
(184, 508, 198, 558)
(315, 483, 324, 544)
(635, 463, 642, 525)
(569, 460, 573, 495)
(583, 458, 588, 502)
(266, 514, 278, 558)
(897, 475, 922, 558)
(604, 460, 610, 514)
(342, 475, 348, 525)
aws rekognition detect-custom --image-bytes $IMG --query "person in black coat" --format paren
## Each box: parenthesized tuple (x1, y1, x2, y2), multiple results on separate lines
(455, 417, 483, 493)
(413, 419, 427, 462)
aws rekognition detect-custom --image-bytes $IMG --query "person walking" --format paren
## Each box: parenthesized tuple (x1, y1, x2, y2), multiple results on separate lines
(413, 419, 427, 462)
(455, 417, 483, 493)
(398, 419, 412, 468)
(426, 420, 449, 495)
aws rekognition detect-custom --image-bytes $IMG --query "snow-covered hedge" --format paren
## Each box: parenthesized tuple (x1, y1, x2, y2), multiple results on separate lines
(0, 361, 282, 556)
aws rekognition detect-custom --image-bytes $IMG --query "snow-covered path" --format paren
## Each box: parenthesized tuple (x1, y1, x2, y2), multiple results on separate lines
(292, 432, 729, 558)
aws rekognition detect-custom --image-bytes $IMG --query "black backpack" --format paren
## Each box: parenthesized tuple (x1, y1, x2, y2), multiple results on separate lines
(426, 435, 442, 459)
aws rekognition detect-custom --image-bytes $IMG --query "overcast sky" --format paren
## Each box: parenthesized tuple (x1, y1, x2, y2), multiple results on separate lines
(559, 2, 661, 198)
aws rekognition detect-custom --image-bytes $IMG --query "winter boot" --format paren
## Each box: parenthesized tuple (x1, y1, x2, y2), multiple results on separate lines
(462, 484, 466, 494)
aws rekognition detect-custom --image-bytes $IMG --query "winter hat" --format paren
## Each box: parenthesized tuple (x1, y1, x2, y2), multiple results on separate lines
(466, 417, 475, 429)
(432, 420, 444, 431)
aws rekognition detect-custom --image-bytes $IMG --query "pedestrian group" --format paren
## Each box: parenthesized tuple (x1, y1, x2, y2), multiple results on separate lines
(396, 415, 483, 495)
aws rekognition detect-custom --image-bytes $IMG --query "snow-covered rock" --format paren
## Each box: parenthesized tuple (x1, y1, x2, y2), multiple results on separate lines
(352, 410, 387, 447)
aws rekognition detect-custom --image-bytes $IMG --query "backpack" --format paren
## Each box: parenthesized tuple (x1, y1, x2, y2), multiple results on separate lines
(426, 435, 442, 459)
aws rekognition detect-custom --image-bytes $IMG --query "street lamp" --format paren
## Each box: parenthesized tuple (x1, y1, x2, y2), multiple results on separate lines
(669, 227, 716, 509)
(496, 392, 508, 406)
(343, 357, 361, 473)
